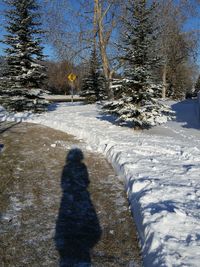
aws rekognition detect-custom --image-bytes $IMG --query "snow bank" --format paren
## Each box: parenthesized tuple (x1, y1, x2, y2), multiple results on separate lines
(43, 94, 84, 101)
(1, 102, 200, 267)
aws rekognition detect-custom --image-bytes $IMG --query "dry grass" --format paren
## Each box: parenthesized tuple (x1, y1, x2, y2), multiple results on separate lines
(0, 122, 142, 267)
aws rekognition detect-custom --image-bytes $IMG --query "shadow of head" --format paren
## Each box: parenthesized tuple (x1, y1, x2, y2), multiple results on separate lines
(66, 148, 84, 163)
(0, 144, 4, 153)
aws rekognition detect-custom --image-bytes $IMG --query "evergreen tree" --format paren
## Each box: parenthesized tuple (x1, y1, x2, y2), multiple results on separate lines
(195, 74, 200, 93)
(0, 0, 47, 112)
(81, 47, 107, 103)
(0, 56, 7, 76)
(103, 0, 172, 128)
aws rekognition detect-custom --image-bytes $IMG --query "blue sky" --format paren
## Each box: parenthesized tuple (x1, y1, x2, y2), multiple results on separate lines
(0, 0, 200, 64)
(0, 0, 56, 60)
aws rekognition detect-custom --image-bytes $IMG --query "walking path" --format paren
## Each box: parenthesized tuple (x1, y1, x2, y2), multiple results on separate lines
(1, 99, 200, 266)
(0, 122, 142, 267)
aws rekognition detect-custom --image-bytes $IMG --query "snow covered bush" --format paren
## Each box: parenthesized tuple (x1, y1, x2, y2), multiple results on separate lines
(0, 88, 48, 112)
(103, 84, 173, 128)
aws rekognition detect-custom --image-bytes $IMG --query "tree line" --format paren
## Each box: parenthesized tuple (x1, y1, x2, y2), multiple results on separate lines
(0, 0, 200, 128)
(44, 0, 200, 100)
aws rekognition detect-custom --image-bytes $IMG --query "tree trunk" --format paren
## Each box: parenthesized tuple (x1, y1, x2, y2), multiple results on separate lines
(94, 0, 111, 97)
(108, 69, 114, 99)
(162, 64, 167, 99)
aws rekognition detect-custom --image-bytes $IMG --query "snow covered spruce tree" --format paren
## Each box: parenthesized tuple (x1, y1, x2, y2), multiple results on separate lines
(81, 47, 107, 103)
(103, 0, 173, 129)
(195, 74, 200, 94)
(0, 0, 48, 112)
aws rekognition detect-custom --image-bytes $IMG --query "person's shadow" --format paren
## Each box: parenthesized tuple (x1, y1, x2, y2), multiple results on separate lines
(55, 148, 102, 267)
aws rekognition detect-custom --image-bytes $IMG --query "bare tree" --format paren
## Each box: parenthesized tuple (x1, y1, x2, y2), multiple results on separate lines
(77, 0, 122, 96)
(94, 0, 117, 93)
(42, 0, 81, 62)
(43, 0, 200, 100)
(43, 0, 122, 97)
(157, 0, 199, 99)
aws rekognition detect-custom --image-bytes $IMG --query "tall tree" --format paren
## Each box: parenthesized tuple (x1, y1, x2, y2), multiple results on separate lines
(195, 74, 200, 94)
(0, 0, 47, 112)
(0, 56, 7, 77)
(94, 0, 120, 96)
(157, 0, 198, 99)
(103, 0, 172, 129)
(44, 0, 121, 97)
(81, 46, 107, 103)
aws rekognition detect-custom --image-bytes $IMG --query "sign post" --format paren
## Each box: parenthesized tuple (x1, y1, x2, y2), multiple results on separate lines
(67, 73, 77, 103)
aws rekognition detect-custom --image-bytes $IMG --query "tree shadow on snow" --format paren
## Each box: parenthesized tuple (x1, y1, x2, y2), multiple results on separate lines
(96, 113, 134, 128)
(144, 200, 177, 215)
(0, 121, 21, 134)
(96, 114, 117, 124)
(171, 99, 200, 130)
(47, 102, 84, 112)
(47, 103, 61, 112)
(55, 148, 102, 267)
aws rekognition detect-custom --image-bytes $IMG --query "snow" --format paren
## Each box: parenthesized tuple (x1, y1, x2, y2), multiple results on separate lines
(1, 99, 200, 267)
(198, 92, 200, 121)
(43, 95, 84, 101)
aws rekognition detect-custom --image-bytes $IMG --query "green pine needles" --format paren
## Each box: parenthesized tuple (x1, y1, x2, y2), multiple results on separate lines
(81, 47, 108, 104)
(103, 0, 173, 129)
(0, 0, 48, 112)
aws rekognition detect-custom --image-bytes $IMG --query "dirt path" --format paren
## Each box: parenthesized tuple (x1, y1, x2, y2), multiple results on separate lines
(0, 122, 142, 267)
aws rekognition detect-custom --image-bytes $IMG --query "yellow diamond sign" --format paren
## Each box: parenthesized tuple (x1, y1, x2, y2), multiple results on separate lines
(68, 73, 76, 82)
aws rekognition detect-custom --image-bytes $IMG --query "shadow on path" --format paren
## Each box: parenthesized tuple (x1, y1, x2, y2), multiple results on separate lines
(171, 99, 200, 130)
(55, 148, 102, 267)
(48, 102, 84, 112)
(0, 121, 21, 134)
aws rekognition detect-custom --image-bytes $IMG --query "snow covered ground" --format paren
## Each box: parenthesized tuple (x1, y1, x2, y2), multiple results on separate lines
(0, 99, 200, 267)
